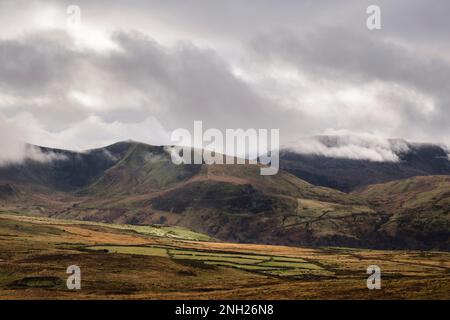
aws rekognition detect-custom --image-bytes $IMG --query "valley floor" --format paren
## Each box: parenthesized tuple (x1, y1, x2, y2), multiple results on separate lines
(0, 212, 448, 299)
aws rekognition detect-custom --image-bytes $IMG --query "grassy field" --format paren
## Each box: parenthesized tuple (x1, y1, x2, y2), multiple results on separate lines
(0, 213, 214, 241)
(0, 212, 449, 299)
(85, 244, 330, 278)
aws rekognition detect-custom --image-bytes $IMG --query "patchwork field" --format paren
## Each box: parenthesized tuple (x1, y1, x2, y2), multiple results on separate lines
(0, 212, 449, 299)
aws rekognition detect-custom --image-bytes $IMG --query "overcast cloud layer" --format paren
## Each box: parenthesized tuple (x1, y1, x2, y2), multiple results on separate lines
(0, 0, 449, 163)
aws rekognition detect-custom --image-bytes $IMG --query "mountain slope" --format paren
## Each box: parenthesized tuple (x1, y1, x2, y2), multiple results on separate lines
(280, 142, 450, 192)
(144, 163, 381, 245)
(80, 142, 202, 195)
(0, 142, 130, 191)
(0, 141, 385, 247)
(71, 144, 382, 246)
(354, 176, 450, 250)
(0, 141, 448, 249)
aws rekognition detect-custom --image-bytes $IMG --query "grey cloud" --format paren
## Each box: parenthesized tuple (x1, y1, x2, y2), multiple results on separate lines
(0, 0, 449, 155)
(249, 26, 450, 145)
(101, 31, 286, 130)
(251, 27, 450, 96)
(0, 30, 300, 148)
(0, 31, 78, 96)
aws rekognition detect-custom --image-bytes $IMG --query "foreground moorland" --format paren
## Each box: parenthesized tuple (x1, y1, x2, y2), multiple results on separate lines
(0, 213, 448, 299)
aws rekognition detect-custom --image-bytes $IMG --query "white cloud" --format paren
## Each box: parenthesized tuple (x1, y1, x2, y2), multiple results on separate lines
(285, 133, 410, 162)
(0, 114, 67, 165)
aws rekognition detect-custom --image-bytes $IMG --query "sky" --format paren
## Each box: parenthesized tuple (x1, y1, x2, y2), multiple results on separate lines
(0, 0, 449, 162)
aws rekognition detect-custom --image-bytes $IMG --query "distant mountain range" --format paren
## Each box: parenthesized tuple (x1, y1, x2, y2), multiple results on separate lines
(281, 139, 450, 192)
(0, 140, 448, 250)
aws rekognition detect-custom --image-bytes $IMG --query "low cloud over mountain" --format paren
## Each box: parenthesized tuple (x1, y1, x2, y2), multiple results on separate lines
(284, 134, 410, 162)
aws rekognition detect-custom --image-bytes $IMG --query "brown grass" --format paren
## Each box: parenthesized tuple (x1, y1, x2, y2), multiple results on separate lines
(0, 213, 449, 300)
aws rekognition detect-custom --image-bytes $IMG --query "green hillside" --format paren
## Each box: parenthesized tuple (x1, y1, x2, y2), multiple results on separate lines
(354, 176, 450, 249)
(81, 142, 202, 195)
(0, 141, 448, 250)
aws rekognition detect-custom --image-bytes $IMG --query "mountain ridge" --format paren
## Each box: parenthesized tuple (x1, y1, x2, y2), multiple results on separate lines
(280, 139, 450, 192)
(0, 140, 448, 250)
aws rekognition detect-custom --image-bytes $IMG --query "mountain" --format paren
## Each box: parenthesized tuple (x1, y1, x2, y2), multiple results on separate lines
(0, 141, 383, 247)
(0, 142, 130, 191)
(354, 176, 450, 250)
(280, 139, 450, 192)
(0, 140, 448, 250)
(80, 143, 202, 196)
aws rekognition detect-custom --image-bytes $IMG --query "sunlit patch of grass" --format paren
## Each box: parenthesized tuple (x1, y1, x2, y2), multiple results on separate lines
(86, 245, 169, 257)
(0, 218, 64, 237)
(272, 256, 307, 262)
(0, 213, 213, 241)
(257, 261, 322, 269)
(261, 269, 334, 277)
(170, 249, 269, 260)
(85, 245, 326, 277)
(171, 254, 264, 264)
(204, 262, 275, 271)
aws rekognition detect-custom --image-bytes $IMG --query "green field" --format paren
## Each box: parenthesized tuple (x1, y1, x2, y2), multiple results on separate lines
(86, 244, 335, 278)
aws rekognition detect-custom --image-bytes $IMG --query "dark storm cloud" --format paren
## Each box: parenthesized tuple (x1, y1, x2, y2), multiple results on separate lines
(101, 32, 288, 130)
